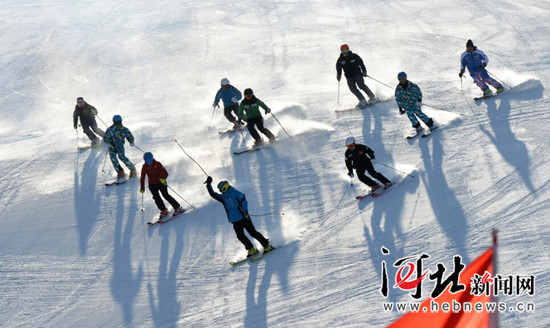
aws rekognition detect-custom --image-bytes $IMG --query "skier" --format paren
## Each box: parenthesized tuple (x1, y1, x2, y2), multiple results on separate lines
(103, 115, 137, 178)
(459, 39, 504, 97)
(336, 44, 378, 108)
(395, 71, 436, 135)
(238, 88, 276, 147)
(140, 152, 184, 218)
(73, 97, 104, 146)
(212, 78, 245, 130)
(345, 137, 392, 192)
(205, 176, 274, 257)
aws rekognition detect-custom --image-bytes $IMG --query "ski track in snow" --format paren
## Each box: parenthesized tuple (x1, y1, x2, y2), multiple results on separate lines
(1, 0, 550, 327)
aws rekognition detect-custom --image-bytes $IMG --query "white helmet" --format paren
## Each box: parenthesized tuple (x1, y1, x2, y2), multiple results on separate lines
(345, 136, 355, 146)
(220, 78, 230, 86)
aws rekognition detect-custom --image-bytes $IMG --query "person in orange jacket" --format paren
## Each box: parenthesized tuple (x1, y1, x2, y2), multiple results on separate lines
(140, 152, 184, 218)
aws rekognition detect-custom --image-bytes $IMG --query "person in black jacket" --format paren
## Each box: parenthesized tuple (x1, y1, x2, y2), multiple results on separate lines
(73, 97, 104, 146)
(345, 137, 392, 192)
(336, 44, 378, 108)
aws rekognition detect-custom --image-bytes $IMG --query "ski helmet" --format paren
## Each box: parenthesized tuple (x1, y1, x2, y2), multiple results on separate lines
(345, 136, 355, 146)
(76, 97, 85, 104)
(220, 78, 230, 86)
(217, 180, 230, 193)
(143, 152, 154, 164)
(340, 44, 349, 52)
(397, 71, 407, 79)
(244, 88, 253, 96)
(112, 115, 122, 123)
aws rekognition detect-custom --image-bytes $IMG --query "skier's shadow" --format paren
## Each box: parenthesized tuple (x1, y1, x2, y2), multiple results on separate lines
(147, 222, 183, 328)
(110, 182, 143, 325)
(74, 149, 103, 256)
(419, 136, 470, 264)
(480, 97, 535, 193)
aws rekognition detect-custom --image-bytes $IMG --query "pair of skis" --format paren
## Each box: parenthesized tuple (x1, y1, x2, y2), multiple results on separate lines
(105, 177, 132, 186)
(405, 124, 442, 140)
(230, 246, 278, 266)
(146, 209, 186, 226)
(355, 176, 411, 200)
(473, 89, 506, 101)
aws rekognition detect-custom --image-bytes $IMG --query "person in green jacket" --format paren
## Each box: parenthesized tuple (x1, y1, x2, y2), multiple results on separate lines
(238, 88, 276, 146)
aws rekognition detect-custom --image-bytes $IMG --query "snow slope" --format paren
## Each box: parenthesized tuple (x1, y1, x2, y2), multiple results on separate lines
(1, 1, 549, 327)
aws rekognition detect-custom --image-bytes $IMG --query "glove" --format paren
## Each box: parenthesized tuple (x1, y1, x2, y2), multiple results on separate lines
(212, 103, 217, 108)
(74, 125, 78, 129)
(243, 211, 251, 220)
(265, 108, 271, 114)
(159, 178, 167, 185)
(231, 97, 238, 103)
(139, 188, 145, 194)
(362, 71, 367, 77)
(347, 171, 354, 178)
(416, 101, 423, 107)
(480, 62, 487, 69)
(205, 176, 213, 184)
(459, 69, 464, 78)
(371, 158, 377, 164)
(91, 108, 98, 115)
(337, 74, 341, 81)
(399, 107, 405, 115)
(130, 142, 135, 147)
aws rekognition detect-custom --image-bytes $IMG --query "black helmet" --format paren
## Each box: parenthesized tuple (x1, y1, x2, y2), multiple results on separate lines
(244, 88, 253, 96)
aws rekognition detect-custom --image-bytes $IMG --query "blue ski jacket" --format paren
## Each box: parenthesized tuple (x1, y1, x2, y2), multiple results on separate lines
(461, 48, 489, 76)
(213, 85, 242, 108)
(206, 184, 248, 223)
(103, 124, 134, 150)
(395, 81, 422, 111)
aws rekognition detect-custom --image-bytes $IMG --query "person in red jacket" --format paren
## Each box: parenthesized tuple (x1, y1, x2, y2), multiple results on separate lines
(140, 152, 184, 218)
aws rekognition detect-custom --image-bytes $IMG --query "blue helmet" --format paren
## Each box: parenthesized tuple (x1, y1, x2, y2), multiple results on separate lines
(112, 114, 122, 123)
(143, 152, 154, 164)
(397, 71, 407, 79)
(217, 180, 230, 193)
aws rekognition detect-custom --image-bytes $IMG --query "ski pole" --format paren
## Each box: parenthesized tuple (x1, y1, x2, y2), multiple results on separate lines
(133, 144, 145, 153)
(208, 106, 217, 129)
(167, 184, 195, 209)
(102, 149, 108, 173)
(484, 69, 512, 89)
(140, 192, 144, 212)
(269, 112, 295, 143)
(375, 161, 415, 178)
(460, 76, 463, 91)
(350, 175, 353, 186)
(96, 115, 109, 128)
(337, 80, 340, 104)
(367, 75, 394, 89)
(174, 139, 209, 176)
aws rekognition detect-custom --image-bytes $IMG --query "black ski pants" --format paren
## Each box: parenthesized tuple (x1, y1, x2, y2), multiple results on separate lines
(356, 161, 390, 187)
(233, 217, 269, 250)
(223, 104, 241, 123)
(149, 184, 180, 211)
(246, 116, 275, 142)
(82, 119, 104, 141)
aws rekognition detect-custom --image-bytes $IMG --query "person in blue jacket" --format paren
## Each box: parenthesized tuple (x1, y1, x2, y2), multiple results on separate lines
(459, 39, 504, 96)
(103, 115, 137, 178)
(205, 176, 273, 257)
(395, 71, 436, 134)
(212, 78, 244, 130)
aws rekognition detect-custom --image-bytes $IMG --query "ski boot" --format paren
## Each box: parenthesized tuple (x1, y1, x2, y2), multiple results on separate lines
(253, 139, 264, 147)
(247, 247, 259, 258)
(117, 170, 126, 179)
(159, 209, 169, 218)
(483, 88, 492, 96)
(129, 168, 138, 177)
(384, 182, 393, 189)
(413, 123, 424, 134)
(263, 242, 275, 253)
(497, 87, 505, 94)
(371, 184, 381, 193)
(173, 207, 185, 216)
(357, 99, 368, 108)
